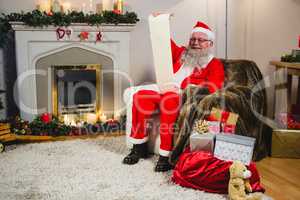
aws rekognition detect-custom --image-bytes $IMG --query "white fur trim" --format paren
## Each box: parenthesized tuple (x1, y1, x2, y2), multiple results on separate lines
(128, 136, 149, 144)
(201, 54, 214, 69)
(191, 27, 215, 40)
(173, 66, 194, 85)
(159, 149, 171, 157)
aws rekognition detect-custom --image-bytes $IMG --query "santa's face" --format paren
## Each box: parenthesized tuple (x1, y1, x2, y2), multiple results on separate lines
(181, 32, 213, 68)
(189, 32, 213, 50)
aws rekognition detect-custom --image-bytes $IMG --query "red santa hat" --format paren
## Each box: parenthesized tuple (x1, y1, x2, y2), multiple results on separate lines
(191, 21, 215, 41)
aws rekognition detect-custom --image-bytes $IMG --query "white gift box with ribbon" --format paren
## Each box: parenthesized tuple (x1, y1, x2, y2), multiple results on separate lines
(214, 134, 256, 165)
(190, 131, 215, 153)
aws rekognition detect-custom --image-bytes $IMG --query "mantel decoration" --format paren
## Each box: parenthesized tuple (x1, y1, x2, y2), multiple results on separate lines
(0, 9, 139, 47)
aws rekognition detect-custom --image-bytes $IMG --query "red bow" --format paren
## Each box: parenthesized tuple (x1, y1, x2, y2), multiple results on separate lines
(79, 31, 89, 41)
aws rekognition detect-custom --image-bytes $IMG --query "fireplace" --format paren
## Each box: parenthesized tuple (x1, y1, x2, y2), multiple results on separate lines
(52, 65, 101, 124)
(12, 23, 135, 122)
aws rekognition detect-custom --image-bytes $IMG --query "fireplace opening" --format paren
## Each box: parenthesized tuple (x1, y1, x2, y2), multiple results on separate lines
(74, 87, 92, 105)
(52, 65, 101, 124)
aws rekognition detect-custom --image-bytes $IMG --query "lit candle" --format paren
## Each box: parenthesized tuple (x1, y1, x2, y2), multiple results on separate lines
(96, 3, 103, 14)
(39, 0, 51, 12)
(82, 3, 87, 13)
(62, 2, 71, 13)
(48, 0, 52, 11)
(89, 0, 94, 13)
(116, 0, 123, 14)
(114, 112, 121, 120)
(102, 0, 113, 11)
(87, 113, 97, 124)
(100, 113, 107, 122)
(64, 115, 71, 125)
(71, 120, 76, 126)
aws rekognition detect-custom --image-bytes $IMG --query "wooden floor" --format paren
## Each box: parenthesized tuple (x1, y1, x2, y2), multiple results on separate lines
(256, 157, 300, 200)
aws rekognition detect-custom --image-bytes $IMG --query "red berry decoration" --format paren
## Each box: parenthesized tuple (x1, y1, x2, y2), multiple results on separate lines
(40, 113, 52, 124)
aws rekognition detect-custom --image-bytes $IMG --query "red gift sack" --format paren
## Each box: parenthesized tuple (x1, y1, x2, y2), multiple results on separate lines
(172, 148, 265, 194)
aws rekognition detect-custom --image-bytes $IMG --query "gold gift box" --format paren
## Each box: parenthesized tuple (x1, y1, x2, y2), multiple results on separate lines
(271, 129, 300, 158)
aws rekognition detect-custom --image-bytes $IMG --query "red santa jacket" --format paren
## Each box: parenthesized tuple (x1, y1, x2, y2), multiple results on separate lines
(171, 40, 224, 93)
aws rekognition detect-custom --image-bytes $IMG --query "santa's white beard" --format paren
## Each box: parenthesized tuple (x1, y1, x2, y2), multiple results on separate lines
(180, 47, 212, 68)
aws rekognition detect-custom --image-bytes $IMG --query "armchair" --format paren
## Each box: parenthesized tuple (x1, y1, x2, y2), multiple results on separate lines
(123, 59, 271, 161)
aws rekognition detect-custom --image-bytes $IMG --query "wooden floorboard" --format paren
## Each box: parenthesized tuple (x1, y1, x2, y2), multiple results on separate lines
(256, 157, 300, 200)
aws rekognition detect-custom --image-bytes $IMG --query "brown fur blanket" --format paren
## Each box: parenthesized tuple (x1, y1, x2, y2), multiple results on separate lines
(170, 59, 271, 165)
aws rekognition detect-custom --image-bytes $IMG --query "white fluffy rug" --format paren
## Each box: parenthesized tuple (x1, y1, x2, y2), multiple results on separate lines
(0, 137, 260, 200)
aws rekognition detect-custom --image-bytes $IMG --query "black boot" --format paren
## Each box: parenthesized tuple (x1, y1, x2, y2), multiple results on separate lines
(122, 143, 149, 165)
(154, 155, 173, 172)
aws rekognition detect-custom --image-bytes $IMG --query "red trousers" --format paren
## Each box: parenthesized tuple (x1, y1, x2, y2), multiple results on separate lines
(129, 90, 180, 156)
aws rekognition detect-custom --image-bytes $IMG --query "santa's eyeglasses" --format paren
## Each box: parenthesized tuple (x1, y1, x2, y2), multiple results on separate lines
(189, 38, 211, 44)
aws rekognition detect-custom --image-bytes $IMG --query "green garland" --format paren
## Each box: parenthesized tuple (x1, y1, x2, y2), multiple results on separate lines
(0, 9, 139, 47)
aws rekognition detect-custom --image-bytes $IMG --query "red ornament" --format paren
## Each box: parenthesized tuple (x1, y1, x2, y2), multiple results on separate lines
(96, 31, 103, 42)
(113, 9, 121, 14)
(56, 28, 66, 40)
(40, 113, 52, 124)
(79, 31, 89, 41)
(47, 11, 53, 16)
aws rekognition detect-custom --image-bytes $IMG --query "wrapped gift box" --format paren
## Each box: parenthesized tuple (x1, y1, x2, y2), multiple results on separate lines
(190, 131, 215, 153)
(214, 134, 256, 165)
(271, 129, 300, 158)
(207, 121, 221, 134)
(209, 107, 239, 134)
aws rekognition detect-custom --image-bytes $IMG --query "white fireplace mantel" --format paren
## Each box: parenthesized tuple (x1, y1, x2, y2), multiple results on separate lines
(11, 22, 136, 121)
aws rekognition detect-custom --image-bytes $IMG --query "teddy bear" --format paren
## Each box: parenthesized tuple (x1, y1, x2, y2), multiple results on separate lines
(228, 161, 262, 200)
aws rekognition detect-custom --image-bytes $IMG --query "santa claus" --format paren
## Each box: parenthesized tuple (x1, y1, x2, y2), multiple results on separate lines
(122, 16, 225, 172)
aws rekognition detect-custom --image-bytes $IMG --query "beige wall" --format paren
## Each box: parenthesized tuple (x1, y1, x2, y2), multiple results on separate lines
(228, 0, 300, 117)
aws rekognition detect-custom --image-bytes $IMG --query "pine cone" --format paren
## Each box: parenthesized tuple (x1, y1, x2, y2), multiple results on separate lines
(193, 119, 209, 134)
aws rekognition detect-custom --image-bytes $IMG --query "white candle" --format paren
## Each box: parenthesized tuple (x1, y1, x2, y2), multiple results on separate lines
(96, 3, 103, 14)
(39, 0, 51, 12)
(62, 2, 71, 13)
(64, 115, 68, 125)
(87, 113, 97, 124)
(71, 120, 76, 126)
(100, 113, 107, 122)
(89, 0, 94, 13)
(102, 0, 113, 11)
(82, 3, 87, 13)
(116, 0, 123, 13)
